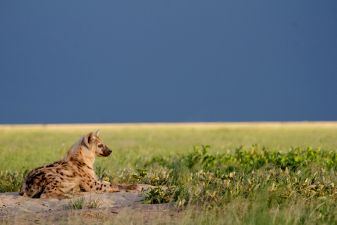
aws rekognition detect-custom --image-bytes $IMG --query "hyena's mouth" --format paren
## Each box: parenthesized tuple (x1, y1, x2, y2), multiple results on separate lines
(100, 148, 112, 157)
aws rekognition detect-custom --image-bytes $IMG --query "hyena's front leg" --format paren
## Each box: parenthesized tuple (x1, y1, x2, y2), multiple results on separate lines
(80, 175, 139, 193)
(80, 175, 120, 193)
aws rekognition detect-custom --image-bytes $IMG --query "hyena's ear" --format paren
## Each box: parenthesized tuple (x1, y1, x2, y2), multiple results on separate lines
(82, 132, 94, 148)
(94, 129, 101, 137)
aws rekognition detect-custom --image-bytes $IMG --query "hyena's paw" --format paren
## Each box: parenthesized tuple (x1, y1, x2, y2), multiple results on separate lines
(114, 184, 155, 192)
(134, 184, 156, 192)
(114, 184, 140, 192)
(109, 184, 121, 192)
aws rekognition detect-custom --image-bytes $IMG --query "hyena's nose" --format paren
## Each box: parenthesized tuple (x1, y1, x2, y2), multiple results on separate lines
(103, 147, 112, 156)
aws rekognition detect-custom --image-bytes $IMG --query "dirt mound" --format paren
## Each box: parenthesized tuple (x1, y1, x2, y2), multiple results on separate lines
(0, 190, 175, 225)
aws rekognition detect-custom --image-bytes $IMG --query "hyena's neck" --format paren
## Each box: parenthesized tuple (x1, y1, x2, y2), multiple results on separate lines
(68, 154, 95, 170)
(65, 141, 95, 169)
(65, 148, 95, 169)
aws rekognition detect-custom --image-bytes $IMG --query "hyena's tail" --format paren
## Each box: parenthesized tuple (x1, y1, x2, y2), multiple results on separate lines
(19, 182, 26, 196)
(19, 183, 29, 196)
(20, 182, 46, 198)
(20, 171, 47, 198)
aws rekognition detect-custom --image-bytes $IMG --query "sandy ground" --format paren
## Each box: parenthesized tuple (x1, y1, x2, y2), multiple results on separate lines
(0, 190, 175, 225)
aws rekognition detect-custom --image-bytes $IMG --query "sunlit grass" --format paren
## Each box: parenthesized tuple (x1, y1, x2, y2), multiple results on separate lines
(1, 123, 337, 171)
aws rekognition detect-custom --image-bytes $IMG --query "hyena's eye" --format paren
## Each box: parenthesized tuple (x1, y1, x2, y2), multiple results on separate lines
(98, 144, 104, 148)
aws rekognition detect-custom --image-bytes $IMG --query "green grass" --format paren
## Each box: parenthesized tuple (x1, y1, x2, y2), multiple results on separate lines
(65, 197, 101, 210)
(1, 123, 337, 171)
(67, 197, 85, 210)
(1, 123, 337, 224)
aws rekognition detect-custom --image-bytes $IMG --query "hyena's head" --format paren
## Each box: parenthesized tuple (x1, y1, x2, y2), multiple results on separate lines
(66, 130, 112, 165)
(81, 130, 112, 157)
(81, 130, 111, 157)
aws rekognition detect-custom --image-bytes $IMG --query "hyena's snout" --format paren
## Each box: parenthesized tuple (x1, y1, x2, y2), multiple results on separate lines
(101, 146, 112, 156)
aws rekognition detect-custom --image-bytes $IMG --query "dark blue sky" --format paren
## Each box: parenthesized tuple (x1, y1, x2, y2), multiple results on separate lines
(1, 1, 337, 123)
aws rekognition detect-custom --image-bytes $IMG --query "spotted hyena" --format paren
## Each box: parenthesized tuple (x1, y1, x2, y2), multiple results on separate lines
(20, 130, 136, 198)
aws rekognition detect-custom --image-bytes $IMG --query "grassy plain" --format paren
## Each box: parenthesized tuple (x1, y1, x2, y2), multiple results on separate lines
(1, 122, 337, 224)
